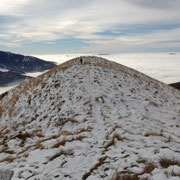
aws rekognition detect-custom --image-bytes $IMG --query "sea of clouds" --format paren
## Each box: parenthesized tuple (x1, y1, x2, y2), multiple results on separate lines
(35, 53, 180, 84)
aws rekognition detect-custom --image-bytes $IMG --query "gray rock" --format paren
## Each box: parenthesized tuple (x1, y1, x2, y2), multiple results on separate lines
(0, 170, 14, 180)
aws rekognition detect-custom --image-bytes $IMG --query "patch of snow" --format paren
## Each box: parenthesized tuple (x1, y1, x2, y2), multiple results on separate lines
(23, 57, 31, 62)
(0, 68, 9, 72)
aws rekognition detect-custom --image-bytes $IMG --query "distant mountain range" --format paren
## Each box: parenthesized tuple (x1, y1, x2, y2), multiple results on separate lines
(0, 50, 56, 86)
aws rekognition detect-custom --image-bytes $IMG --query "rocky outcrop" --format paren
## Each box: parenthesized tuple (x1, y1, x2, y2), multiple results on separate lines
(0, 170, 14, 180)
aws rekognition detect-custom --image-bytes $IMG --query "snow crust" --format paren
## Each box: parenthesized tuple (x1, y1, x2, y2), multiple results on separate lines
(0, 56, 180, 180)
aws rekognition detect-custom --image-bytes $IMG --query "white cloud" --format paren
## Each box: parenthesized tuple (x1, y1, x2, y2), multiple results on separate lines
(0, 0, 180, 52)
(0, 0, 30, 15)
(82, 27, 180, 53)
(0, 41, 21, 47)
(128, 0, 180, 9)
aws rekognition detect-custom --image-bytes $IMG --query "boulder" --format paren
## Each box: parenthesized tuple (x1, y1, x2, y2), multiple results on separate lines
(0, 170, 14, 180)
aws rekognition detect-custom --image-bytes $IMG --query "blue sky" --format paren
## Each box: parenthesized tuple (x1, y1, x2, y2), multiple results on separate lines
(0, 0, 180, 55)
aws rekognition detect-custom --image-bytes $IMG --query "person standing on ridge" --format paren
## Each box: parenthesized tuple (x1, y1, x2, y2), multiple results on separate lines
(80, 58, 83, 64)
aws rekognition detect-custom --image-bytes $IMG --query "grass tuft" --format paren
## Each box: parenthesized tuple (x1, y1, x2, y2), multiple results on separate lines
(142, 163, 155, 174)
(159, 157, 180, 168)
(111, 172, 139, 180)
(36, 142, 45, 150)
(0, 156, 14, 163)
(49, 149, 73, 161)
(82, 156, 107, 180)
(104, 133, 123, 150)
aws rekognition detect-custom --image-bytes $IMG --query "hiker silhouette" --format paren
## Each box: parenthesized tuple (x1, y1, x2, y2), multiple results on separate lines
(80, 58, 83, 64)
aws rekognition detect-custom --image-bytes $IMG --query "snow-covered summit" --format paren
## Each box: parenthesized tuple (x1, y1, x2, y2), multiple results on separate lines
(0, 56, 180, 180)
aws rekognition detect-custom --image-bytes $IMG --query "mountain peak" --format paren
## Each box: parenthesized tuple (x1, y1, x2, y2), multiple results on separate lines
(0, 56, 180, 179)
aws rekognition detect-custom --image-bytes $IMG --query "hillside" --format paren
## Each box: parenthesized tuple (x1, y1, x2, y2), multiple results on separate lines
(0, 50, 55, 87)
(0, 56, 180, 180)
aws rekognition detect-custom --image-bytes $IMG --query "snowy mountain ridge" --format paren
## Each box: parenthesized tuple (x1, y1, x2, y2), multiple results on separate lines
(0, 56, 180, 180)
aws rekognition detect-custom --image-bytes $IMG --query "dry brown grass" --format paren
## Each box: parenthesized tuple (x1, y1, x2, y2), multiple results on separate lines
(11, 123, 20, 131)
(49, 149, 73, 161)
(166, 135, 172, 143)
(82, 156, 107, 180)
(1, 135, 8, 145)
(60, 130, 74, 136)
(159, 157, 180, 168)
(35, 142, 46, 150)
(53, 139, 67, 148)
(14, 132, 33, 141)
(104, 133, 123, 150)
(145, 98, 159, 107)
(53, 135, 86, 149)
(111, 172, 139, 180)
(0, 107, 3, 117)
(0, 128, 5, 139)
(111, 161, 155, 180)
(31, 113, 39, 122)
(0, 148, 14, 154)
(144, 131, 163, 137)
(36, 134, 59, 145)
(36, 133, 45, 138)
(59, 126, 92, 137)
(136, 158, 147, 164)
(54, 117, 78, 127)
(41, 81, 47, 88)
(0, 156, 14, 163)
(141, 163, 155, 174)
(74, 126, 92, 134)
(23, 152, 29, 158)
(8, 94, 20, 117)
(141, 116, 149, 120)
(0, 91, 8, 101)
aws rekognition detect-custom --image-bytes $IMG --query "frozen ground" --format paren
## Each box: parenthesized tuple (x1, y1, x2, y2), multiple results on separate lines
(0, 56, 179, 180)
